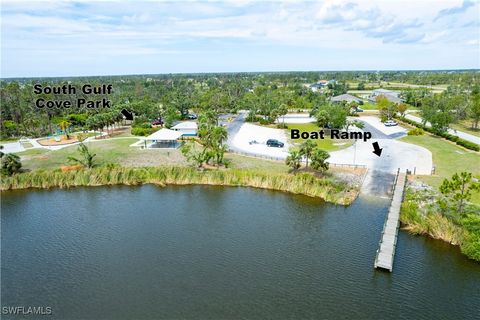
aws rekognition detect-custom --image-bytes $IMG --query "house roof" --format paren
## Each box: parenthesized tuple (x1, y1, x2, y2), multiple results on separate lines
(330, 94, 362, 103)
(383, 94, 403, 104)
(373, 88, 400, 96)
(145, 128, 183, 141)
(171, 121, 198, 130)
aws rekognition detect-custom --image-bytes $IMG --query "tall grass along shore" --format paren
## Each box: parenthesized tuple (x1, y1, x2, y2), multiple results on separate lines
(0, 166, 358, 205)
(400, 188, 480, 262)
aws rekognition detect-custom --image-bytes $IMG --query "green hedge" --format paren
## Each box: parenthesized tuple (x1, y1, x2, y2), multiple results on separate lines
(456, 139, 480, 151)
(407, 128, 424, 136)
(396, 116, 480, 151)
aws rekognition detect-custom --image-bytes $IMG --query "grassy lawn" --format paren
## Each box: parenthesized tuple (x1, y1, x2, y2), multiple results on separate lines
(16, 148, 49, 157)
(286, 123, 354, 151)
(449, 120, 480, 137)
(359, 102, 377, 110)
(359, 102, 418, 111)
(401, 134, 480, 204)
(17, 138, 189, 171)
(0, 138, 19, 144)
(14, 135, 357, 179)
(226, 153, 289, 173)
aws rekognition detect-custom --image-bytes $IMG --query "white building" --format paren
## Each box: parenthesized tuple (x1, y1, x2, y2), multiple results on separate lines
(171, 121, 198, 136)
(144, 128, 183, 148)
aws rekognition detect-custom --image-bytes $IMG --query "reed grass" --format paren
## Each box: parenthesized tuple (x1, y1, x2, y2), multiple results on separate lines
(400, 194, 480, 262)
(0, 166, 358, 205)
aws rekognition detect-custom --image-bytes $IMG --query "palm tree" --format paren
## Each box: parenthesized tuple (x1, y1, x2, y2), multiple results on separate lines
(58, 119, 71, 139)
(211, 126, 228, 144)
(68, 142, 97, 168)
(299, 140, 316, 168)
(310, 149, 330, 172)
(278, 103, 288, 126)
(1, 153, 22, 176)
(198, 110, 218, 129)
(286, 149, 302, 172)
(205, 126, 228, 166)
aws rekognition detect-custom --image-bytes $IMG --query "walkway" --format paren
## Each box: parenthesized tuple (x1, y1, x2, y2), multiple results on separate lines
(374, 172, 407, 272)
(1, 131, 110, 153)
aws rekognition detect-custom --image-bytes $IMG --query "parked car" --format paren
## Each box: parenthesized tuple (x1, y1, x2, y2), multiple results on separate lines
(152, 118, 164, 126)
(356, 107, 364, 112)
(266, 139, 284, 148)
(186, 113, 197, 120)
(384, 120, 398, 126)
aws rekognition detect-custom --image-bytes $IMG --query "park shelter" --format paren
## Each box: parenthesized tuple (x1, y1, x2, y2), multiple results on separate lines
(145, 128, 183, 148)
(171, 121, 198, 136)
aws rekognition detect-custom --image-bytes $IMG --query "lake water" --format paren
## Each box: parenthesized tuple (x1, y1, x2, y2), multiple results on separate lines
(2, 185, 479, 319)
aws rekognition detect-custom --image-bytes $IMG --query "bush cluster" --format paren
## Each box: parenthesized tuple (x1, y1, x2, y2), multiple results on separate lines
(131, 126, 158, 136)
(407, 128, 424, 136)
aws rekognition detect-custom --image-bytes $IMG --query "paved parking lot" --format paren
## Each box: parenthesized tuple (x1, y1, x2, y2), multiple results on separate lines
(231, 123, 290, 159)
(358, 116, 407, 137)
(329, 138, 432, 174)
(227, 113, 432, 175)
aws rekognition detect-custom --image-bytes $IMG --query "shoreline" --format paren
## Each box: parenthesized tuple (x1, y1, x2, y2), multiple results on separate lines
(400, 198, 480, 262)
(0, 166, 359, 206)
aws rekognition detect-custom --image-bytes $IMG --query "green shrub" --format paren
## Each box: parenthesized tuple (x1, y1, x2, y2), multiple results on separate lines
(448, 134, 459, 142)
(134, 122, 153, 129)
(258, 118, 272, 125)
(245, 114, 258, 122)
(1, 153, 22, 176)
(407, 128, 424, 136)
(461, 231, 480, 262)
(131, 127, 157, 136)
(132, 116, 149, 126)
(456, 139, 480, 151)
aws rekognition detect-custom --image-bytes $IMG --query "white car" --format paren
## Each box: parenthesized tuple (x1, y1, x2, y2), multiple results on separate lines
(384, 120, 398, 127)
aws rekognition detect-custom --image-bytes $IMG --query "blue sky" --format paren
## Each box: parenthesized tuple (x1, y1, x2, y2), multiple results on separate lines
(1, 0, 479, 77)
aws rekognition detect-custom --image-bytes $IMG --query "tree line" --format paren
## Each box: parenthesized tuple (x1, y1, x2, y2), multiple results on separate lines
(1, 71, 479, 140)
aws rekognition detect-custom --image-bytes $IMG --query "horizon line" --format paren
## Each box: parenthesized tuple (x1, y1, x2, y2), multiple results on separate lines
(2, 68, 480, 80)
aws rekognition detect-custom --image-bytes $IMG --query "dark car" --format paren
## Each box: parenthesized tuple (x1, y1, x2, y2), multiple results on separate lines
(266, 139, 284, 148)
(152, 118, 164, 126)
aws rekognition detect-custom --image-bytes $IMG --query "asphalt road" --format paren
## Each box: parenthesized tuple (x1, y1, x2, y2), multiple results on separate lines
(225, 111, 247, 152)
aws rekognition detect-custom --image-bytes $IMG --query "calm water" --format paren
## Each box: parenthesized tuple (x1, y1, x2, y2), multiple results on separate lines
(1, 185, 479, 319)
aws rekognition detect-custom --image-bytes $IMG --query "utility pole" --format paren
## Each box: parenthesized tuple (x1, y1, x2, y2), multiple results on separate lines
(353, 138, 357, 165)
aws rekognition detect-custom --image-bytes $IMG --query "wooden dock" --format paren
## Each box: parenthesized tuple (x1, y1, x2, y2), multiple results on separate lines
(374, 172, 407, 272)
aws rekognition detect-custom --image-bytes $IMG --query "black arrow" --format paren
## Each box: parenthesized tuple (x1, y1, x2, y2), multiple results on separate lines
(121, 109, 133, 120)
(372, 142, 383, 157)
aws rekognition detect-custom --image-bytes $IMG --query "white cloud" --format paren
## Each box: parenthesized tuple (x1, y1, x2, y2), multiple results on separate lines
(1, 0, 478, 77)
